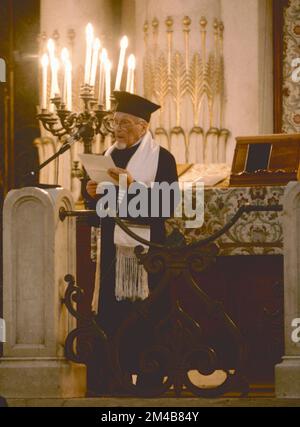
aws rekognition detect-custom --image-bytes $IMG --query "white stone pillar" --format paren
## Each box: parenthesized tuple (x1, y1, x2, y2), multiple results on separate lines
(0, 187, 86, 398)
(275, 182, 300, 398)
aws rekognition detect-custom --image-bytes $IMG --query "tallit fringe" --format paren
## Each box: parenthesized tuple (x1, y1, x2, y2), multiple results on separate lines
(115, 245, 149, 302)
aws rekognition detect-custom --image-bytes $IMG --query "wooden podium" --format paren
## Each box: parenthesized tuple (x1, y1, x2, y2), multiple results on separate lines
(230, 133, 300, 186)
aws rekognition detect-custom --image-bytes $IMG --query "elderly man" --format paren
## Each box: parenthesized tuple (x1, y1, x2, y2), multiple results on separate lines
(86, 91, 179, 395)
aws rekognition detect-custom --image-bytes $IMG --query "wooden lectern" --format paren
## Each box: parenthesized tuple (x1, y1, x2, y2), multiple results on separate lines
(230, 133, 300, 186)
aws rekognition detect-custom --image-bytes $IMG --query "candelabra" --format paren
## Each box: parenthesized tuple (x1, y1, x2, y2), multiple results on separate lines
(37, 83, 115, 155)
(36, 23, 135, 199)
(35, 84, 116, 209)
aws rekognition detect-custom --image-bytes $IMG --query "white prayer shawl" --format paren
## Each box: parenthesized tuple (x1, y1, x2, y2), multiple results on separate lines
(104, 131, 160, 301)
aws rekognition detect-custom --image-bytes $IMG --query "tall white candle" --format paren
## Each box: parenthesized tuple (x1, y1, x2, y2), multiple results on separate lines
(114, 36, 128, 91)
(130, 54, 136, 93)
(98, 48, 107, 106)
(47, 39, 55, 64)
(47, 38, 55, 98)
(41, 54, 49, 110)
(48, 55, 59, 113)
(125, 69, 131, 93)
(66, 60, 72, 111)
(105, 59, 111, 110)
(61, 48, 69, 105)
(89, 38, 100, 87)
(126, 54, 136, 93)
(51, 57, 60, 96)
(84, 23, 94, 85)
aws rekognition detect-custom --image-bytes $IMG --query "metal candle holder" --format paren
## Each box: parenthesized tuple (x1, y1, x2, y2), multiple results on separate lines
(36, 84, 116, 207)
(37, 83, 115, 154)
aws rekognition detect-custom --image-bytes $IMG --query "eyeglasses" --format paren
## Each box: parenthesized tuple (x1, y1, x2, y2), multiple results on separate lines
(112, 118, 146, 130)
(112, 119, 136, 130)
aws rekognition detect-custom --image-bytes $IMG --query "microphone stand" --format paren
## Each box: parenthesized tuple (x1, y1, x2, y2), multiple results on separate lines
(22, 126, 87, 189)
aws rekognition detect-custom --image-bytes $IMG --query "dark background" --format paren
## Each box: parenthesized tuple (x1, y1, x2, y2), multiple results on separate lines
(0, 0, 40, 355)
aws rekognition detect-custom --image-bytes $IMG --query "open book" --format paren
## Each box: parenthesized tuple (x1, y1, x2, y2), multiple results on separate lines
(178, 163, 231, 187)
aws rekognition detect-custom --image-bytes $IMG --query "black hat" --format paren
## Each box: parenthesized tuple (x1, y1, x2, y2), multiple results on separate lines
(113, 91, 160, 122)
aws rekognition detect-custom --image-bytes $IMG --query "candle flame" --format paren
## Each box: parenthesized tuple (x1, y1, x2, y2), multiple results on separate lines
(93, 38, 101, 51)
(101, 48, 108, 63)
(41, 53, 49, 67)
(47, 39, 55, 57)
(61, 48, 69, 64)
(120, 36, 129, 49)
(128, 54, 136, 69)
(53, 57, 60, 71)
(86, 23, 94, 43)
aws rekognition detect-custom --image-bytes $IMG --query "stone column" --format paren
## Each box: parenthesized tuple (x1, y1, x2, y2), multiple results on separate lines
(0, 187, 86, 398)
(275, 181, 300, 398)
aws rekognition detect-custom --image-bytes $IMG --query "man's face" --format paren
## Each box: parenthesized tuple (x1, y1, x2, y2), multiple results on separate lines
(113, 112, 147, 147)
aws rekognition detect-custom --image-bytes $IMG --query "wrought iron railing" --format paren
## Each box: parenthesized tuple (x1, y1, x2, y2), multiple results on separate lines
(60, 203, 283, 397)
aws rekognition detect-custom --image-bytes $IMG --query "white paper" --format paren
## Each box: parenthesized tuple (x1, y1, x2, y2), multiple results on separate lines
(78, 153, 117, 184)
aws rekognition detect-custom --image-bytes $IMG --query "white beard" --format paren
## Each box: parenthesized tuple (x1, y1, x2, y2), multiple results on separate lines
(116, 141, 127, 150)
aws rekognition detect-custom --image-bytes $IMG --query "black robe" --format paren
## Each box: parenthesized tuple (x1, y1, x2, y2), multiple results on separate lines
(87, 141, 179, 394)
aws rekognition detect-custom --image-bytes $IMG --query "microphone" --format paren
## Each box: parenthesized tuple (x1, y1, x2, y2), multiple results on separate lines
(22, 125, 88, 187)
(59, 126, 87, 154)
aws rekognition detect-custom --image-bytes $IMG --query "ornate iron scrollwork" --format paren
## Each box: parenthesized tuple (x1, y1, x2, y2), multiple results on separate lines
(63, 274, 107, 364)
(108, 242, 248, 397)
(61, 204, 282, 397)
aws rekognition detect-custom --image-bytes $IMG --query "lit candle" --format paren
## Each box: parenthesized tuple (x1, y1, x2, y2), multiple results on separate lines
(84, 23, 94, 85)
(126, 54, 136, 93)
(61, 48, 69, 105)
(48, 54, 59, 113)
(98, 48, 107, 106)
(47, 38, 56, 98)
(66, 60, 72, 111)
(105, 59, 111, 110)
(89, 38, 101, 86)
(51, 57, 60, 96)
(41, 54, 49, 110)
(114, 36, 128, 90)
(130, 60, 135, 94)
(47, 39, 55, 64)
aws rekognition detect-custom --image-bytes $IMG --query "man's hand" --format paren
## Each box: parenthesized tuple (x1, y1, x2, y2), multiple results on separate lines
(107, 167, 134, 186)
(86, 180, 98, 198)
